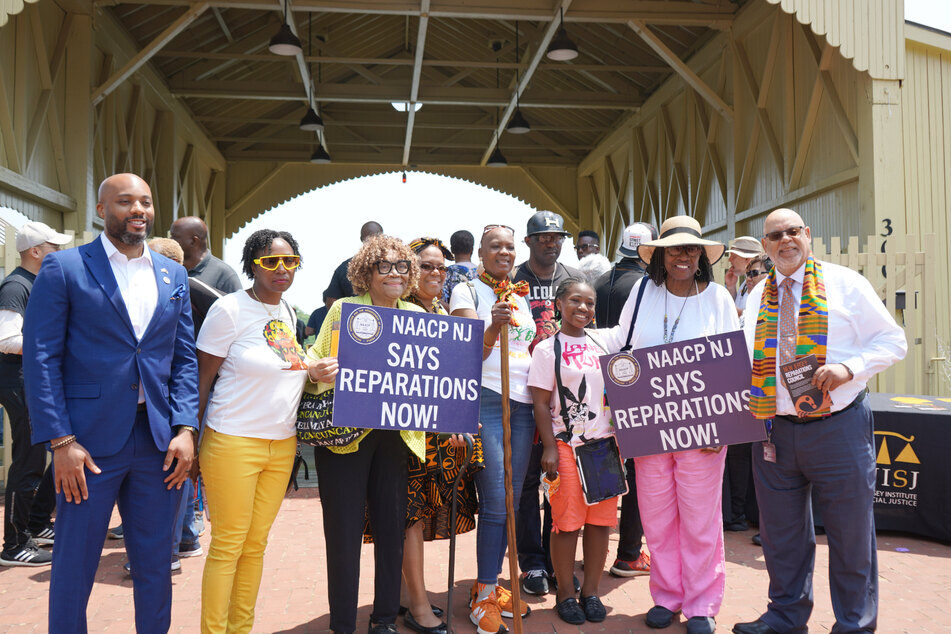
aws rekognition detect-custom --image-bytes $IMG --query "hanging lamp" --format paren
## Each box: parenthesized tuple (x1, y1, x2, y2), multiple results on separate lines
(507, 21, 531, 134)
(269, 0, 302, 56)
(546, 8, 578, 61)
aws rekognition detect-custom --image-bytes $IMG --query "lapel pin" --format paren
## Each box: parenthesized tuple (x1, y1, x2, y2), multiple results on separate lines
(163, 276, 171, 284)
(161, 267, 169, 274)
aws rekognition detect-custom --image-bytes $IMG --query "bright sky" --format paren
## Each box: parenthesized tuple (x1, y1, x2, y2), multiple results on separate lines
(222, 172, 585, 313)
(906, 0, 951, 33)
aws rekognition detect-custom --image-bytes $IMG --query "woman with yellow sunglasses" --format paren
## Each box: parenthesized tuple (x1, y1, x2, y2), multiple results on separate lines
(193, 229, 309, 633)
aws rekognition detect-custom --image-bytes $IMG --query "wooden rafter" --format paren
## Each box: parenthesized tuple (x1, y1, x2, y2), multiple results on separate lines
(92, 2, 209, 105)
(628, 19, 732, 121)
(732, 14, 783, 176)
(799, 23, 858, 164)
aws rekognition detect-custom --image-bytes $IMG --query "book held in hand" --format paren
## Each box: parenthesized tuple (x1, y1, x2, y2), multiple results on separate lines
(779, 354, 832, 418)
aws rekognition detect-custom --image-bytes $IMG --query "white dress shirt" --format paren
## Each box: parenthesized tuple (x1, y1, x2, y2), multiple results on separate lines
(0, 310, 23, 354)
(100, 233, 159, 402)
(743, 259, 907, 416)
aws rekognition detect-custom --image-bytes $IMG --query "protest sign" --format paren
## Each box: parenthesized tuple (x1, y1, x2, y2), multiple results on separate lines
(333, 303, 484, 433)
(600, 330, 765, 458)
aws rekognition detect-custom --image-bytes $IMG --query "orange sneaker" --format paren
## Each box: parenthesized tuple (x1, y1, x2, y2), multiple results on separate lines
(469, 584, 508, 634)
(494, 585, 531, 619)
(609, 551, 651, 578)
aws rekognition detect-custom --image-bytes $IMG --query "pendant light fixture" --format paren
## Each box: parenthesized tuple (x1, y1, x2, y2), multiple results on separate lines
(299, 16, 324, 131)
(269, 0, 302, 56)
(488, 63, 507, 167)
(506, 21, 531, 134)
(546, 8, 578, 61)
(310, 140, 332, 164)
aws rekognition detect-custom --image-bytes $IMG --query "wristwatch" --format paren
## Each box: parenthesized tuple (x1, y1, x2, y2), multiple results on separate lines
(175, 425, 199, 437)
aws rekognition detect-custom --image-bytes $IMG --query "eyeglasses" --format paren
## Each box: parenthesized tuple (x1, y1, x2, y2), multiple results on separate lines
(746, 269, 767, 278)
(533, 234, 566, 245)
(419, 262, 448, 274)
(374, 259, 411, 275)
(764, 226, 804, 242)
(483, 224, 515, 234)
(575, 243, 599, 252)
(253, 255, 300, 271)
(666, 245, 702, 257)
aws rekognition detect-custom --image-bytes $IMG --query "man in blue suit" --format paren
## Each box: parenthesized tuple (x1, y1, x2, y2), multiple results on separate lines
(24, 173, 199, 633)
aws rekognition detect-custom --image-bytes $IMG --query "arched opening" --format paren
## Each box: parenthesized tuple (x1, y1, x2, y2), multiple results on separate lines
(223, 172, 586, 313)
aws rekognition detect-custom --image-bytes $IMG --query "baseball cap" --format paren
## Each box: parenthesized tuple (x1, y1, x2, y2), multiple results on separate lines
(617, 222, 658, 258)
(726, 236, 765, 258)
(526, 211, 571, 237)
(15, 221, 72, 252)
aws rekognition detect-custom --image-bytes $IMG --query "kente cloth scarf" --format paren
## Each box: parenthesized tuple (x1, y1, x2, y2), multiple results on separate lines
(478, 271, 529, 327)
(750, 256, 829, 419)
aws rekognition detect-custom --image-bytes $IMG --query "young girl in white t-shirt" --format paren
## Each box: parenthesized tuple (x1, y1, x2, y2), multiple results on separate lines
(527, 278, 617, 627)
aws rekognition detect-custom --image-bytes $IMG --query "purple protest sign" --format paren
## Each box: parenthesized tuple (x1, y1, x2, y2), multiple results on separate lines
(333, 303, 484, 433)
(600, 330, 766, 458)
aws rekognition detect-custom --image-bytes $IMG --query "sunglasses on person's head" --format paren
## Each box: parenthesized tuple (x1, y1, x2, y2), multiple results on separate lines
(666, 245, 702, 257)
(419, 262, 448, 274)
(374, 259, 411, 275)
(483, 224, 514, 234)
(764, 226, 804, 242)
(253, 255, 300, 271)
(747, 269, 768, 278)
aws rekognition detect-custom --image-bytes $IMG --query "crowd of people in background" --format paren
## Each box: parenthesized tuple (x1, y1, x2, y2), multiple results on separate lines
(0, 171, 907, 634)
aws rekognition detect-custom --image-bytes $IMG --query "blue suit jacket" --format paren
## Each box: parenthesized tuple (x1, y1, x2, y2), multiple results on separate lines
(23, 238, 199, 457)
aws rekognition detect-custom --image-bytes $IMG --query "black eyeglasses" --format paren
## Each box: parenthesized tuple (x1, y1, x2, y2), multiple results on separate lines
(419, 262, 448, 274)
(765, 226, 804, 242)
(666, 245, 702, 257)
(746, 269, 767, 278)
(374, 260, 410, 275)
(575, 243, 599, 252)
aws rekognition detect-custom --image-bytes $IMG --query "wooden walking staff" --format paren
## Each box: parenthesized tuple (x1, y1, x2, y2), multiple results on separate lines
(498, 326, 524, 634)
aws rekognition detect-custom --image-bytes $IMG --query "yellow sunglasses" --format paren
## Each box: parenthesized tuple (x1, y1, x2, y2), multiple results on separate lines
(253, 255, 301, 271)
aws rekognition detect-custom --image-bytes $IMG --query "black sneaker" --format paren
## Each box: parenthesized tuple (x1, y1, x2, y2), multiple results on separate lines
(519, 569, 549, 595)
(32, 525, 55, 546)
(176, 541, 203, 558)
(580, 595, 606, 623)
(555, 597, 586, 625)
(0, 543, 53, 567)
(549, 573, 581, 594)
(107, 525, 124, 540)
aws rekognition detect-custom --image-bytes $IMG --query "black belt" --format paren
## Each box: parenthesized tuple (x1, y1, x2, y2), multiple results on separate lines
(137, 402, 147, 412)
(777, 389, 868, 424)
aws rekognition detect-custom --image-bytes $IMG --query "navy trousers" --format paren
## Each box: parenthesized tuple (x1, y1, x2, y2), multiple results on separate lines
(753, 397, 877, 633)
(49, 410, 181, 634)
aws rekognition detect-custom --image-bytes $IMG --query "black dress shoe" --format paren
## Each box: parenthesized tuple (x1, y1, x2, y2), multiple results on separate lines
(402, 611, 447, 634)
(686, 616, 716, 634)
(398, 604, 444, 618)
(724, 519, 749, 531)
(732, 619, 779, 634)
(751, 533, 762, 546)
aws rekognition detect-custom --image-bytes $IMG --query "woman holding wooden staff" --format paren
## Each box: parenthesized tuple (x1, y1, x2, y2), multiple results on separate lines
(451, 225, 535, 634)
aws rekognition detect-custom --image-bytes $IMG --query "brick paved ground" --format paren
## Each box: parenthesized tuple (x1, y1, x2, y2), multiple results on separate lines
(1, 485, 949, 633)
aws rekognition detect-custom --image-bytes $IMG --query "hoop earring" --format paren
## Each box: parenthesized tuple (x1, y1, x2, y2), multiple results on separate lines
(695, 269, 702, 279)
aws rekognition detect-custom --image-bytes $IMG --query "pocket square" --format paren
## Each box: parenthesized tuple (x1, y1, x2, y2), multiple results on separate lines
(170, 283, 187, 301)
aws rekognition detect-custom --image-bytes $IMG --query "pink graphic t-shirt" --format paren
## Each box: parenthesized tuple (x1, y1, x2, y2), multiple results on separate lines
(528, 332, 613, 447)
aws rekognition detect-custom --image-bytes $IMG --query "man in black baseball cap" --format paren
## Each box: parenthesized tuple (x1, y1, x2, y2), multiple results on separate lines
(512, 210, 580, 597)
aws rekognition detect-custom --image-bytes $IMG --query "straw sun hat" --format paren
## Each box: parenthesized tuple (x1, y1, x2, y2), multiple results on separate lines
(637, 216, 726, 265)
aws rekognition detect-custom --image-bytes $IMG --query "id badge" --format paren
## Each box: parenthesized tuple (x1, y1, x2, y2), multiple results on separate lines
(762, 441, 777, 463)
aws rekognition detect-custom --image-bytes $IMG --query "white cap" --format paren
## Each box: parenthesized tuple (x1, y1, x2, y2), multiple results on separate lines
(15, 222, 72, 253)
(617, 223, 656, 258)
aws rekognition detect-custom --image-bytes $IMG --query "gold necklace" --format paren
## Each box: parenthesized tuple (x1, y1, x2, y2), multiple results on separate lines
(250, 287, 280, 319)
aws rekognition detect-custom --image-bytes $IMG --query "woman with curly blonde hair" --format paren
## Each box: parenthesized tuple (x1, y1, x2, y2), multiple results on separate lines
(306, 234, 426, 634)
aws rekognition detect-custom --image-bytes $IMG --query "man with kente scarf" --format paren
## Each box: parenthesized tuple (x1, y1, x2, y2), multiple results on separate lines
(734, 209, 906, 634)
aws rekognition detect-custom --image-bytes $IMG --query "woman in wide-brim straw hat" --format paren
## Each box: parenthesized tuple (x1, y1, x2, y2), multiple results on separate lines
(597, 216, 739, 634)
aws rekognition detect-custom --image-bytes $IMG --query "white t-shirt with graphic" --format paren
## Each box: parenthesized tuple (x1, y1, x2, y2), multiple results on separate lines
(528, 333, 613, 447)
(450, 278, 536, 403)
(197, 290, 308, 439)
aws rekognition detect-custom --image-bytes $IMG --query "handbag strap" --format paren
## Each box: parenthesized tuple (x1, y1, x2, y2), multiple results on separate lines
(554, 331, 588, 429)
(620, 276, 649, 352)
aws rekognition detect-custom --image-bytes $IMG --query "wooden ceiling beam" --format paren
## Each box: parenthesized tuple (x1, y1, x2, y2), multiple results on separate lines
(196, 113, 611, 132)
(172, 81, 641, 109)
(401, 0, 430, 165)
(92, 3, 209, 105)
(95, 0, 736, 27)
(627, 19, 732, 121)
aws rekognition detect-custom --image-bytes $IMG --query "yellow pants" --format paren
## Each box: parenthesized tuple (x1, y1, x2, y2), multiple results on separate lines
(199, 427, 296, 634)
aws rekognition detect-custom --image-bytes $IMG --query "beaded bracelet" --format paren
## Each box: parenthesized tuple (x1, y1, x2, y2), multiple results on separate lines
(51, 435, 77, 451)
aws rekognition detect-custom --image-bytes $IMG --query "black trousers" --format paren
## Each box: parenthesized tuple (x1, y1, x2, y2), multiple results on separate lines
(516, 441, 553, 574)
(616, 458, 644, 560)
(314, 431, 409, 634)
(722, 442, 758, 524)
(0, 385, 55, 551)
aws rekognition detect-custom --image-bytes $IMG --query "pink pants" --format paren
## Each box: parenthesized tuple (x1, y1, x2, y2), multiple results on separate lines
(634, 448, 727, 618)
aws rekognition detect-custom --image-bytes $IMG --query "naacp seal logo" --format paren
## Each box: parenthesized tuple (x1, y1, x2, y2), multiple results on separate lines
(607, 354, 640, 386)
(347, 307, 383, 345)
